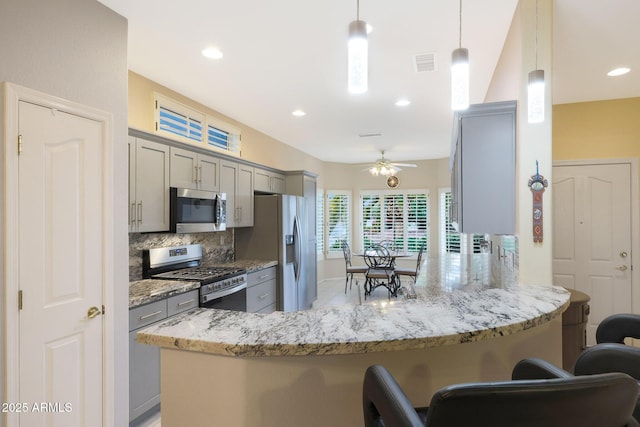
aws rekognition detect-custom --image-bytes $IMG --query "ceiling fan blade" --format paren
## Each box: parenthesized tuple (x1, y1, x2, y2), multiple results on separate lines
(390, 162, 417, 167)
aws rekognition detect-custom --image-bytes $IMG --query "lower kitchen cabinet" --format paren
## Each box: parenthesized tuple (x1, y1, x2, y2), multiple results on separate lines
(129, 290, 198, 424)
(246, 267, 277, 313)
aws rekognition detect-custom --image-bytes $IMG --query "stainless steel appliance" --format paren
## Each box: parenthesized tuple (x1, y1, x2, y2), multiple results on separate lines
(170, 187, 226, 233)
(235, 194, 316, 311)
(142, 244, 247, 311)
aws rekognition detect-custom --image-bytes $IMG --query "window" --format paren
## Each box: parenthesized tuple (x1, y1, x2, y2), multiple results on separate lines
(360, 190, 428, 254)
(316, 189, 324, 258)
(156, 98, 204, 143)
(440, 189, 484, 254)
(206, 115, 241, 154)
(154, 92, 241, 156)
(326, 191, 351, 257)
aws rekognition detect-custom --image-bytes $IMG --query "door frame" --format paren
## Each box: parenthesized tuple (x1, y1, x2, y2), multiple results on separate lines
(2, 82, 115, 426)
(553, 158, 639, 315)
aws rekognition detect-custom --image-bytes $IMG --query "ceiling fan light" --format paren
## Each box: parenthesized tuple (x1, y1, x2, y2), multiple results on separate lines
(527, 69, 545, 123)
(451, 47, 469, 110)
(348, 20, 368, 94)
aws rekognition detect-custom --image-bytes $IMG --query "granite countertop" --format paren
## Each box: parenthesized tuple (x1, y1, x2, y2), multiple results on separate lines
(214, 259, 278, 273)
(129, 259, 277, 309)
(137, 256, 571, 357)
(129, 279, 200, 309)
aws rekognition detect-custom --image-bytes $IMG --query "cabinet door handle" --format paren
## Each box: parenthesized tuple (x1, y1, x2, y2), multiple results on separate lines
(137, 202, 143, 223)
(177, 299, 195, 307)
(193, 165, 198, 183)
(139, 310, 162, 320)
(258, 293, 270, 300)
(198, 165, 202, 183)
(130, 202, 137, 225)
(258, 275, 270, 280)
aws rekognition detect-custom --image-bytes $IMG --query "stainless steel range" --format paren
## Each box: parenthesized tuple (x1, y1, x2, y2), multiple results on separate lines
(142, 244, 248, 311)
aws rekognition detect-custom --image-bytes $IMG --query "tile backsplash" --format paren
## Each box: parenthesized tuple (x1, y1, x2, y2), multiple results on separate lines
(129, 230, 234, 281)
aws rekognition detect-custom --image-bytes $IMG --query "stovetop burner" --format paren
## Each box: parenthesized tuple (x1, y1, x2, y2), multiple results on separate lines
(152, 266, 245, 283)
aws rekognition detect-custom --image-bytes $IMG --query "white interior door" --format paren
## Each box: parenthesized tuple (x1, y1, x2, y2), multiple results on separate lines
(18, 100, 104, 426)
(552, 163, 632, 345)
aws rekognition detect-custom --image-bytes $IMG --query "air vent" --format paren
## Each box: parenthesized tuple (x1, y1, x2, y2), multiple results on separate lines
(359, 132, 382, 138)
(413, 52, 437, 73)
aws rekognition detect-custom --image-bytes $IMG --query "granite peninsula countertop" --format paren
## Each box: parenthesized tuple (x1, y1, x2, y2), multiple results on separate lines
(129, 259, 277, 309)
(137, 256, 571, 357)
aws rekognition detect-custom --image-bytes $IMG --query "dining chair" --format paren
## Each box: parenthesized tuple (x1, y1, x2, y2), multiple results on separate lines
(363, 359, 640, 427)
(341, 240, 367, 294)
(363, 244, 398, 299)
(394, 242, 425, 288)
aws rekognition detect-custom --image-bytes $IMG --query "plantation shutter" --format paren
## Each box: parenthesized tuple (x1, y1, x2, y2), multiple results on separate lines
(326, 191, 351, 255)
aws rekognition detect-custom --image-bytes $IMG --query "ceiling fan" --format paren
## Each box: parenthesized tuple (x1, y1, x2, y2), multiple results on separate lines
(362, 150, 417, 176)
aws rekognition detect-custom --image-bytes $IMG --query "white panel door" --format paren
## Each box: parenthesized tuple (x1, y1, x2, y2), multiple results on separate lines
(18, 100, 104, 426)
(553, 163, 632, 345)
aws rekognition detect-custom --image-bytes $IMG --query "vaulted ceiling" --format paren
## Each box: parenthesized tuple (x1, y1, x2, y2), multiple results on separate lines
(100, 0, 640, 164)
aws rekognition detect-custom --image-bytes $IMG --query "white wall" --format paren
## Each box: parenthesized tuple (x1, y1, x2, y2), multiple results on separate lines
(0, 1, 129, 425)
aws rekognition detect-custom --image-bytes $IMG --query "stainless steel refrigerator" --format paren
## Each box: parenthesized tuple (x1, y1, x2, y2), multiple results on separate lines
(235, 194, 316, 311)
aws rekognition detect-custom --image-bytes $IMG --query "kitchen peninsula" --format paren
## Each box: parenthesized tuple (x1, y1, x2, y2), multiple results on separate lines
(138, 256, 570, 427)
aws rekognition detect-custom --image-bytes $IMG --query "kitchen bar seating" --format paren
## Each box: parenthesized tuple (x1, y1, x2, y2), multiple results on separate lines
(362, 360, 640, 427)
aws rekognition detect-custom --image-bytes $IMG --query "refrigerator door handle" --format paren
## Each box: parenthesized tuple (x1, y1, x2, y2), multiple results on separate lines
(293, 215, 302, 284)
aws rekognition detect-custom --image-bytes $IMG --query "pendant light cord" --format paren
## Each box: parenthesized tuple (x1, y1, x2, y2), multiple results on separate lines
(535, 0, 539, 68)
(357, 0, 360, 20)
(458, 0, 462, 48)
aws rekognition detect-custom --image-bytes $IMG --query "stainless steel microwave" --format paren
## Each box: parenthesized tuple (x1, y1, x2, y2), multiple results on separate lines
(170, 187, 226, 233)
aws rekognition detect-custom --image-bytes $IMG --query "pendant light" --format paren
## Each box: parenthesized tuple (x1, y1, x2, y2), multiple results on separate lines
(528, 0, 545, 123)
(451, 0, 469, 110)
(348, 0, 368, 94)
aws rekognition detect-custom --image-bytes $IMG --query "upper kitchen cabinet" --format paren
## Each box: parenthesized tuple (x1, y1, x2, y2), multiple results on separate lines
(170, 146, 220, 192)
(450, 101, 516, 235)
(254, 167, 285, 194)
(129, 136, 170, 232)
(220, 159, 254, 227)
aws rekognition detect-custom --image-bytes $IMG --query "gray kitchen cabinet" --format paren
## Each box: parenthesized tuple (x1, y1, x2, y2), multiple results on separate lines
(220, 159, 254, 227)
(254, 167, 285, 194)
(246, 267, 277, 313)
(450, 101, 516, 235)
(129, 290, 198, 424)
(169, 146, 220, 192)
(129, 136, 170, 233)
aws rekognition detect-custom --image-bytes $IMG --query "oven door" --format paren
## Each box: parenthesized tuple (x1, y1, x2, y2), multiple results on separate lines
(200, 288, 246, 312)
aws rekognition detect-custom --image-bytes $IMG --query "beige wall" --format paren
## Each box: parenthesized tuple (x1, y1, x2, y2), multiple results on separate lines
(553, 97, 640, 160)
(0, 0, 129, 425)
(128, 71, 325, 185)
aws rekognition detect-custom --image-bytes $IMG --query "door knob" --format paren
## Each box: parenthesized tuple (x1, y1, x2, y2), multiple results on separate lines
(616, 265, 628, 271)
(87, 306, 101, 319)
(620, 251, 628, 258)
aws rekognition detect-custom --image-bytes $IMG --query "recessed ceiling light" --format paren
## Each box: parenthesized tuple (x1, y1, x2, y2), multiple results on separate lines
(202, 47, 223, 60)
(607, 67, 630, 77)
(395, 99, 410, 107)
(292, 110, 306, 117)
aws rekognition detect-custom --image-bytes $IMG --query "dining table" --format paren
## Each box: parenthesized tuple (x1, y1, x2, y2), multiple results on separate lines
(353, 248, 412, 298)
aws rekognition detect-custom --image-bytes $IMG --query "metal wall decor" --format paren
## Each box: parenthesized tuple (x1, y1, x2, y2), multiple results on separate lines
(528, 161, 548, 243)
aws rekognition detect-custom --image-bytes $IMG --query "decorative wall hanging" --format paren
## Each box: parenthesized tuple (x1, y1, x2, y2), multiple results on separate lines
(528, 160, 548, 243)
